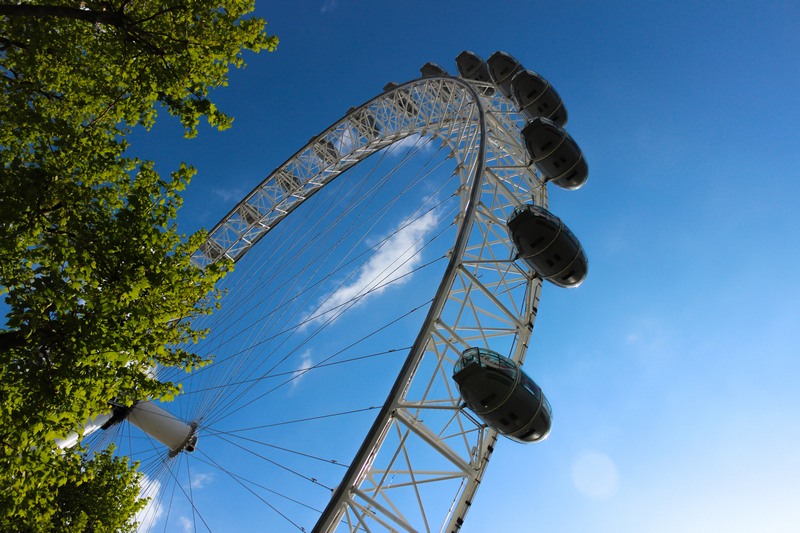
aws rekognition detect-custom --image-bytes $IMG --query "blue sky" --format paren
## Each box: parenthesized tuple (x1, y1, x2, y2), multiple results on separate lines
(123, 1, 800, 531)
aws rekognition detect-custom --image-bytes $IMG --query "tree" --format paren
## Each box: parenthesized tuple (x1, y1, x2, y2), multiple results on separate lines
(0, 0, 277, 527)
(5, 447, 147, 533)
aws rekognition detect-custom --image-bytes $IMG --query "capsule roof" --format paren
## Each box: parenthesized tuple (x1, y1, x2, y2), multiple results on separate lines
(511, 70, 567, 127)
(487, 51, 524, 98)
(420, 62, 448, 77)
(507, 204, 588, 288)
(455, 50, 495, 95)
(521, 117, 588, 190)
(454, 347, 552, 443)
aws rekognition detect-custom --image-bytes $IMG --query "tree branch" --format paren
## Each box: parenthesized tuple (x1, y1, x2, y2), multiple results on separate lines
(0, 4, 128, 28)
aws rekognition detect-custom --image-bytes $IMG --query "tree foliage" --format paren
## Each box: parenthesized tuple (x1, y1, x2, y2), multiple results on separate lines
(0, 0, 277, 527)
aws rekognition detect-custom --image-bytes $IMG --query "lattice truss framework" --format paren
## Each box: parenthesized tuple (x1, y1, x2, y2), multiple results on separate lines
(194, 77, 549, 532)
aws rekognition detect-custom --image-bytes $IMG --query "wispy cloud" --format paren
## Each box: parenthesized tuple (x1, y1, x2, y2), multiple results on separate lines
(321, 0, 338, 13)
(212, 187, 246, 203)
(571, 450, 620, 500)
(386, 133, 434, 157)
(179, 515, 193, 533)
(303, 210, 439, 328)
(190, 471, 213, 490)
(135, 474, 163, 529)
(291, 350, 314, 389)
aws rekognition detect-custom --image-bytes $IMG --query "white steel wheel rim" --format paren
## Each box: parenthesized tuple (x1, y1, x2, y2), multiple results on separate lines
(112, 76, 549, 532)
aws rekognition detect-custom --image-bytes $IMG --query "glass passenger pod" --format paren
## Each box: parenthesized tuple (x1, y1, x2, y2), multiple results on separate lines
(200, 238, 225, 262)
(313, 138, 339, 168)
(237, 202, 263, 227)
(453, 348, 552, 443)
(487, 51, 524, 98)
(521, 117, 588, 191)
(420, 62, 448, 77)
(507, 204, 588, 288)
(347, 106, 380, 140)
(383, 83, 419, 117)
(510, 70, 568, 127)
(395, 89, 419, 117)
(275, 168, 303, 193)
(455, 50, 495, 95)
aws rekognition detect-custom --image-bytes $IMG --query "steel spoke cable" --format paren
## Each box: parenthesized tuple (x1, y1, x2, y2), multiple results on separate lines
(213, 432, 335, 491)
(193, 140, 454, 400)
(198, 430, 351, 468)
(203, 299, 433, 431)
(177, 142, 455, 423)
(177, 346, 410, 397)
(193, 250, 444, 428)
(201, 289, 437, 428)
(207, 405, 382, 433)
(169, 197, 449, 394)
(194, 449, 313, 531)
(200, 248, 444, 428)
(194, 210, 454, 427)
(189, 450, 325, 517)
(184, 131, 440, 358)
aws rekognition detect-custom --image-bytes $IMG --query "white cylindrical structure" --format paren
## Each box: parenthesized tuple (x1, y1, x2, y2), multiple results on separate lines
(128, 401, 196, 454)
(56, 412, 113, 449)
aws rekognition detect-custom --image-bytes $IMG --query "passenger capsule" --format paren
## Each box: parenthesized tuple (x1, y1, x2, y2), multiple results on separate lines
(511, 70, 568, 126)
(455, 51, 495, 95)
(420, 62, 448, 77)
(383, 83, 419, 117)
(237, 202, 263, 226)
(453, 347, 552, 443)
(275, 168, 302, 193)
(487, 51, 524, 98)
(313, 138, 339, 167)
(348, 106, 380, 139)
(521, 117, 588, 190)
(507, 204, 588, 288)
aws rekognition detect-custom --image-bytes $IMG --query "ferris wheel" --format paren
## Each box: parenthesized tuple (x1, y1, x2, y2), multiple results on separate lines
(86, 50, 590, 532)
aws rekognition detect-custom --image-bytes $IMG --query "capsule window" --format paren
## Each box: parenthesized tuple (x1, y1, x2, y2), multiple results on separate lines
(529, 236, 545, 248)
(480, 392, 498, 406)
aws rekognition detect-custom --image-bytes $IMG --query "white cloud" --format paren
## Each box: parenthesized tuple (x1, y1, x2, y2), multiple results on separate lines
(386, 133, 434, 157)
(179, 515, 193, 533)
(212, 187, 245, 203)
(302, 209, 439, 328)
(291, 350, 314, 389)
(190, 471, 213, 490)
(571, 451, 620, 500)
(321, 0, 338, 13)
(135, 474, 163, 529)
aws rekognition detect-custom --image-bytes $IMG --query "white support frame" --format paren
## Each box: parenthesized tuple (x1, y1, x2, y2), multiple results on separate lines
(194, 76, 548, 533)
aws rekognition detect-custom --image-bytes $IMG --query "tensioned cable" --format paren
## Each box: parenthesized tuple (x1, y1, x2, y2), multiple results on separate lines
(177, 346, 410, 397)
(195, 449, 312, 531)
(194, 199, 456, 426)
(201, 430, 351, 468)
(173, 134, 456, 424)
(171, 193, 451, 393)
(208, 405, 382, 434)
(183, 131, 440, 356)
(196, 149, 453, 404)
(111, 80, 496, 532)
(202, 293, 438, 428)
